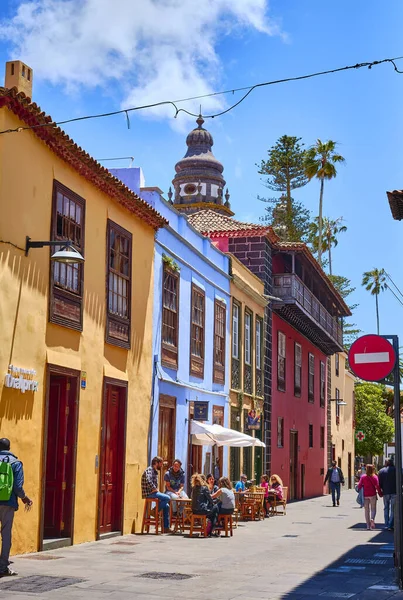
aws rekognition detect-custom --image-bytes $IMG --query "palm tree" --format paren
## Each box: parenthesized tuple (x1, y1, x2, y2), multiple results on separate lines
(362, 268, 388, 334)
(309, 216, 347, 275)
(304, 140, 345, 267)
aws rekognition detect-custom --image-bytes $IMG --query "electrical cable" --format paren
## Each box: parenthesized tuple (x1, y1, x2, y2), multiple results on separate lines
(0, 240, 25, 252)
(385, 272, 403, 301)
(0, 55, 402, 135)
(386, 285, 403, 309)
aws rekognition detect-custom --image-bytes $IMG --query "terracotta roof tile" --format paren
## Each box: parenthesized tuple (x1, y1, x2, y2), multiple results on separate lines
(0, 87, 167, 231)
(387, 190, 403, 221)
(188, 209, 278, 240)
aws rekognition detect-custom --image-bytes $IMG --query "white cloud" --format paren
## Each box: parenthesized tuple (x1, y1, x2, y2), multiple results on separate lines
(1, 0, 283, 127)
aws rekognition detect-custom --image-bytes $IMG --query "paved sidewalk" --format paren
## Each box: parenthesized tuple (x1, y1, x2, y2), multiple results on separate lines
(1, 490, 403, 599)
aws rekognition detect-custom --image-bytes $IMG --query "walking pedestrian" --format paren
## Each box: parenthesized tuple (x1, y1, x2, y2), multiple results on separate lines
(141, 456, 172, 533)
(0, 438, 33, 578)
(324, 461, 345, 507)
(378, 459, 396, 531)
(357, 464, 382, 530)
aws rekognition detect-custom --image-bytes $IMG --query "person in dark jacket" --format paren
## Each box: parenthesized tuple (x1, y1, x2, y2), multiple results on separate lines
(378, 459, 396, 530)
(191, 473, 219, 536)
(324, 461, 345, 507)
(0, 438, 32, 577)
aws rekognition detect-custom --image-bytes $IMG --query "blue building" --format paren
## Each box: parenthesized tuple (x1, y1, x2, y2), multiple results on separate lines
(110, 166, 231, 486)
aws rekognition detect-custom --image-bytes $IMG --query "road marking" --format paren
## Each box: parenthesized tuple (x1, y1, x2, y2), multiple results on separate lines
(354, 352, 389, 364)
(368, 585, 399, 591)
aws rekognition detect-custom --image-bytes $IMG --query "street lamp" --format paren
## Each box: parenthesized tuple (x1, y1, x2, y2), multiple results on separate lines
(329, 399, 347, 406)
(25, 236, 85, 264)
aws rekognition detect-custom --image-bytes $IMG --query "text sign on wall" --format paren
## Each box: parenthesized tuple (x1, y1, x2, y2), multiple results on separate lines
(4, 365, 39, 393)
(193, 401, 209, 421)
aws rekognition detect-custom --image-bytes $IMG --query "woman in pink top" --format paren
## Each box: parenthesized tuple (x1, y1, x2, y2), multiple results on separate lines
(357, 464, 382, 530)
(260, 475, 270, 517)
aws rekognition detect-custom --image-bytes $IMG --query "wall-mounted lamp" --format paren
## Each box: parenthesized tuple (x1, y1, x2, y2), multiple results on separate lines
(25, 236, 85, 264)
(329, 398, 347, 406)
(263, 294, 284, 302)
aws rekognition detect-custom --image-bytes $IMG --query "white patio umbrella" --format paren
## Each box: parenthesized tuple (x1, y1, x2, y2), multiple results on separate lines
(190, 421, 265, 448)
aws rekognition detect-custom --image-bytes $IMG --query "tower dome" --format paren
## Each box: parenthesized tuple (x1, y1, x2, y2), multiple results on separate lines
(171, 116, 233, 216)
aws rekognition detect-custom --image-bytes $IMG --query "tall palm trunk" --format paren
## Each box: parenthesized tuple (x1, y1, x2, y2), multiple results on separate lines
(327, 227, 332, 275)
(317, 178, 324, 267)
(375, 293, 380, 335)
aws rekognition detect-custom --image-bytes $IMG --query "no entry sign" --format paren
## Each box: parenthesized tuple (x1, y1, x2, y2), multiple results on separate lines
(348, 334, 396, 382)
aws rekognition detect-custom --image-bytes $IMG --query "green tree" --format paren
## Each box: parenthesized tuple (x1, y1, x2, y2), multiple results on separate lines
(304, 140, 345, 267)
(308, 216, 347, 275)
(355, 382, 394, 456)
(328, 274, 360, 351)
(259, 196, 312, 242)
(258, 135, 310, 241)
(362, 268, 387, 335)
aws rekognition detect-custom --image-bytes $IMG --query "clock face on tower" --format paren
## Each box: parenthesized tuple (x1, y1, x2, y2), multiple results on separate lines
(184, 183, 197, 195)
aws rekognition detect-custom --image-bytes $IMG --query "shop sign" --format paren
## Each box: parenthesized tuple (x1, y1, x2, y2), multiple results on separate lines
(247, 399, 263, 430)
(4, 365, 39, 393)
(193, 401, 209, 421)
(81, 371, 87, 390)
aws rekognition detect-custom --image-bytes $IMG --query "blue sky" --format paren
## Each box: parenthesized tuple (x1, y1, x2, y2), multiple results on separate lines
(1, 0, 403, 344)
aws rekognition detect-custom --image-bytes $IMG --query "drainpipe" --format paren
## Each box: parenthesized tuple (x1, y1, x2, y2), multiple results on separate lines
(148, 355, 159, 465)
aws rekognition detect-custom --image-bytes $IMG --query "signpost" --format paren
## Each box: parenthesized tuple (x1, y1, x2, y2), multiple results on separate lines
(349, 334, 402, 588)
(355, 430, 365, 442)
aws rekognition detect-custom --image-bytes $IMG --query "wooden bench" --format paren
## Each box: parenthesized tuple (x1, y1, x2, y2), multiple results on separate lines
(217, 513, 233, 537)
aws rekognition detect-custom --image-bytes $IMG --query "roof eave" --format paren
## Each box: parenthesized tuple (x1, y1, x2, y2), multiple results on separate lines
(387, 190, 403, 221)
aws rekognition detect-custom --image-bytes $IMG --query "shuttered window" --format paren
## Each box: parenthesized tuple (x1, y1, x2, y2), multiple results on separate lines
(277, 331, 286, 392)
(161, 265, 179, 368)
(294, 342, 302, 396)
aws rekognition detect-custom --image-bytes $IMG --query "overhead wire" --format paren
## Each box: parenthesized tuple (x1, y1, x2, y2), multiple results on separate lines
(385, 272, 403, 302)
(0, 55, 402, 136)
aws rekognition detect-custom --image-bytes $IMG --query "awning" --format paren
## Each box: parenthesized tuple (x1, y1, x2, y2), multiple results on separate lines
(190, 421, 265, 448)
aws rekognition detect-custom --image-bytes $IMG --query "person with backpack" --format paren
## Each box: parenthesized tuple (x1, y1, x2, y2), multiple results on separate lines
(0, 438, 33, 577)
(357, 463, 382, 530)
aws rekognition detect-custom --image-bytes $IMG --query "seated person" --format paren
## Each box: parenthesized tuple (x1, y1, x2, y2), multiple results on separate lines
(191, 473, 219, 536)
(267, 474, 284, 508)
(212, 477, 235, 515)
(235, 474, 248, 493)
(260, 474, 270, 517)
(164, 459, 188, 514)
(207, 473, 219, 495)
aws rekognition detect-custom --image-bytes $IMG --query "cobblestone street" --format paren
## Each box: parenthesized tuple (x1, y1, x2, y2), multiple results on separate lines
(1, 490, 402, 599)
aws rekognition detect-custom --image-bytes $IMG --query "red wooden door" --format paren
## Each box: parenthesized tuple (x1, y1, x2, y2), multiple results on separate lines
(44, 375, 77, 538)
(158, 396, 176, 488)
(99, 384, 125, 535)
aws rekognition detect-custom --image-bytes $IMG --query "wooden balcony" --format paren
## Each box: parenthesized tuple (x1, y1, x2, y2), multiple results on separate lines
(272, 273, 343, 354)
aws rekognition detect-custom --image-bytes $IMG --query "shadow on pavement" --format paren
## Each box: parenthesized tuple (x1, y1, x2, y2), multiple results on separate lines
(281, 526, 402, 599)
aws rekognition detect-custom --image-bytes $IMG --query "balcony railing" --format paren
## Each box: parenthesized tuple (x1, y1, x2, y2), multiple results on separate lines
(272, 273, 343, 349)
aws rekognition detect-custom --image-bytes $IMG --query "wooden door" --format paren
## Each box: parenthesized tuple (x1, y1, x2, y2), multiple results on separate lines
(213, 405, 224, 478)
(44, 375, 77, 539)
(289, 431, 298, 500)
(99, 383, 126, 535)
(300, 464, 305, 499)
(158, 395, 176, 488)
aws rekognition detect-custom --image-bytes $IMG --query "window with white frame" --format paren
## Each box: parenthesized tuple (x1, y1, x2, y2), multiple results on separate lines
(232, 303, 240, 359)
(308, 353, 315, 402)
(294, 342, 302, 396)
(244, 311, 251, 365)
(256, 318, 262, 370)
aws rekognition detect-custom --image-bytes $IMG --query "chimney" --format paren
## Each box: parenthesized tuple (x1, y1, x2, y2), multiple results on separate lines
(5, 61, 33, 98)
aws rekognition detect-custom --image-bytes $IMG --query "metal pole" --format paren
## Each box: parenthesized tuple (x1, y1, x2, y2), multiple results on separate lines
(389, 335, 402, 587)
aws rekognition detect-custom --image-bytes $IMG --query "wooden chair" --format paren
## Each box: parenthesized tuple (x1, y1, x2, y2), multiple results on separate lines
(189, 514, 208, 537)
(243, 492, 265, 520)
(141, 498, 162, 534)
(217, 513, 233, 537)
(272, 487, 288, 516)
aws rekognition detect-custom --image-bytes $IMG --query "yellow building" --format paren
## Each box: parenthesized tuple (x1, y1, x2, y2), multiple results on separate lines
(330, 352, 356, 488)
(228, 255, 267, 484)
(0, 62, 166, 554)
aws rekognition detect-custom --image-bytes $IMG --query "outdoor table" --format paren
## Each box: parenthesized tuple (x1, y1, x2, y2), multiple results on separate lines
(172, 498, 192, 534)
